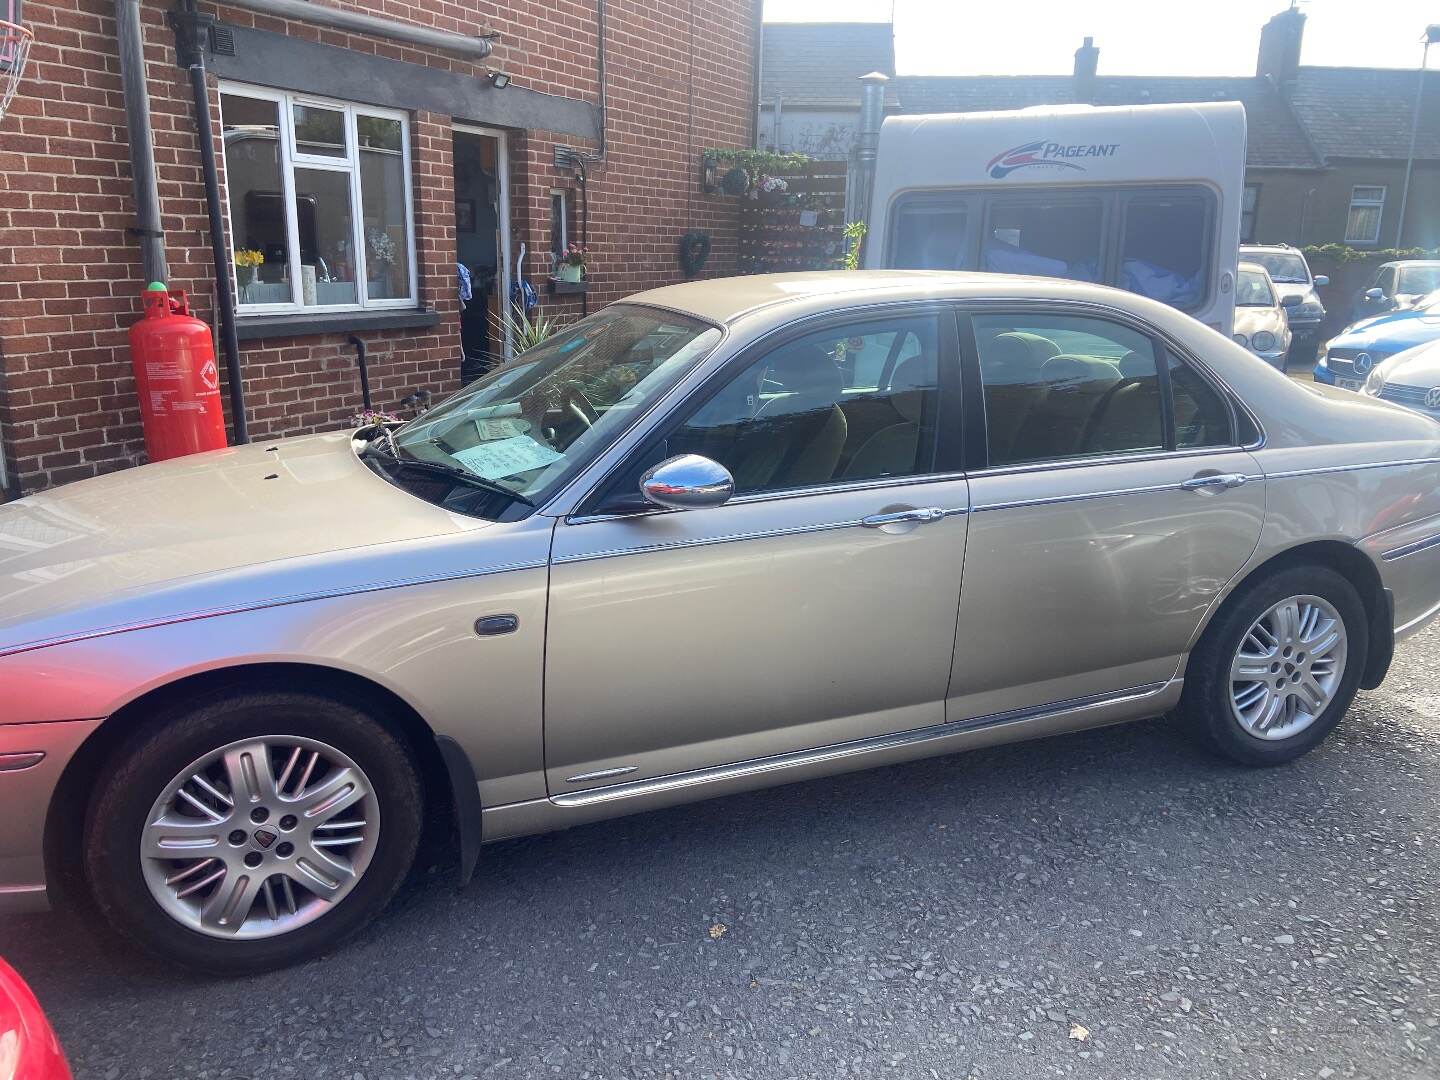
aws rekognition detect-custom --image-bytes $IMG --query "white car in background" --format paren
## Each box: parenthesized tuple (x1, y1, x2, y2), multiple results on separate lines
(1233, 262, 1294, 370)
(1361, 338, 1440, 421)
(1239, 244, 1327, 346)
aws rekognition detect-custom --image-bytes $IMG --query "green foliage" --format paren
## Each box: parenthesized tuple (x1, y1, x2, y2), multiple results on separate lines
(491, 302, 568, 353)
(1301, 243, 1440, 264)
(842, 221, 868, 271)
(704, 148, 811, 174)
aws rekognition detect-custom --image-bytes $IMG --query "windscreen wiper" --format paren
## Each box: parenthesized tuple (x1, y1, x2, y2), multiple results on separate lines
(362, 439, 535, 507)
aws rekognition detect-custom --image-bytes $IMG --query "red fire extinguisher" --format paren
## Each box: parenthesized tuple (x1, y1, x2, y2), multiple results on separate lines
(128, 282, 228, 462)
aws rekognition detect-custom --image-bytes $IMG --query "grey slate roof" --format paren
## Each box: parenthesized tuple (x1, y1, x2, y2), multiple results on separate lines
(760, 22, 896, 109)
(892, 75, 1321, 170)
(1289, 67, 1440, 162)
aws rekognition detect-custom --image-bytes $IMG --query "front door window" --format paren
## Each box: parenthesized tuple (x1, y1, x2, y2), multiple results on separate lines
(666, 316, 942, 493)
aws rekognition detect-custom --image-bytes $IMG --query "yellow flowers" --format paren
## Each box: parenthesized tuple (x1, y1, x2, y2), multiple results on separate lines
(233, 249, 264, 269)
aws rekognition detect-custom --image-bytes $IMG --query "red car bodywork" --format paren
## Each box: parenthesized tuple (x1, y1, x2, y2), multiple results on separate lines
(0, 958, 69, 1080)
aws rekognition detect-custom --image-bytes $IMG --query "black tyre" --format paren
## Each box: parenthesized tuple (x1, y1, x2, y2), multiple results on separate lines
(1179, 563, 1368, 766)
(83, 690, 423, 974)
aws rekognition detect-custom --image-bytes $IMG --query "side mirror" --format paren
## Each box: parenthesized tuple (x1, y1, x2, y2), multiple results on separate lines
(1280, 293, 1302, 308)
(1313, 275, 1329, 287)
(1364, 287, 1385, 301)
(639, 454, 735, 510)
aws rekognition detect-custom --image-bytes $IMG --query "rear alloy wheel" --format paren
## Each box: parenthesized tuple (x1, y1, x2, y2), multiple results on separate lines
(85, 691, 422, 973)
(1181, 564, 1368, 766)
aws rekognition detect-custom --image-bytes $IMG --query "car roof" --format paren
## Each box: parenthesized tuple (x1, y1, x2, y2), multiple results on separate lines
(1384, 260, 1440, 268)
(625, 270, 1140, 326)
(1238, 261, 1271, 276)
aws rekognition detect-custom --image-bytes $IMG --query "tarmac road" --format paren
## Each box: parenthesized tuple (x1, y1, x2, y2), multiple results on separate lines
(6, 620, 1440, 1080)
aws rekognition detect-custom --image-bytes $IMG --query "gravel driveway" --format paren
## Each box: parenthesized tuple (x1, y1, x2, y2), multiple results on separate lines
(7, 621, 1439, 1080)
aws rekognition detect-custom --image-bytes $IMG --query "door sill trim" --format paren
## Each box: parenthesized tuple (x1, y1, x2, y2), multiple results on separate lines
(550, 682, 1172, 809)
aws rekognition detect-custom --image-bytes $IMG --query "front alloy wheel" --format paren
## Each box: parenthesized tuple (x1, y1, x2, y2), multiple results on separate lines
(85, 690, 422, 973)
(142, 737, 379, 939)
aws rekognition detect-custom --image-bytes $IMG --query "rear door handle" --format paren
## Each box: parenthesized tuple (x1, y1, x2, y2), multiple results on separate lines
(1180, 473, 1248, 492)
(861, 507, 947, 527)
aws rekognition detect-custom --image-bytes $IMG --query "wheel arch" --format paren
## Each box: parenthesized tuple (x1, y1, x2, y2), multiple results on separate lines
(1193, 539, 1392, 690)
(43, 661, 481, 912)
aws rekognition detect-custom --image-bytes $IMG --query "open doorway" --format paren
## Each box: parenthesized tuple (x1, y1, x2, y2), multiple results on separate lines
(453, 126, 511, 383)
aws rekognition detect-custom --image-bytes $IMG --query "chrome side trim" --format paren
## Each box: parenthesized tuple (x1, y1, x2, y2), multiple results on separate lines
(0, 751, 45, 773)
(553, 510, 968, 566)
(551, 682, 1170, 808)
(1381, 531, 1440, 562)
(1264, 456, 1440, 482)
(0, 558, 551, 660)
(973, 479, 1201, 514)
(564, 765, 639, 784)
(566, 471, 972, 525)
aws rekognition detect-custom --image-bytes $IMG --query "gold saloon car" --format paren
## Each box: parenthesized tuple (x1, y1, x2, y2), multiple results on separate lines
(4, 272, 1440, 972)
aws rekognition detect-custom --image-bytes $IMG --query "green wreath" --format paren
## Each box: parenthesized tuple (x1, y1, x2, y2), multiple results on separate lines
(679, 231, 712, 277)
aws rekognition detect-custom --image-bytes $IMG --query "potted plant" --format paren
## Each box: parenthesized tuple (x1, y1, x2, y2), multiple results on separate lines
(752, 175, 789, 208)
(234, 248, 263, 300)
(555, 242, 587, 283)
(366, 228, 396, 298)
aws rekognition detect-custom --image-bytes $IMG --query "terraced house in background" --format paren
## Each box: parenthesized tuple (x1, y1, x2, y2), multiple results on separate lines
(0, 0, 759, 495)
(761, 7, 1440, 250)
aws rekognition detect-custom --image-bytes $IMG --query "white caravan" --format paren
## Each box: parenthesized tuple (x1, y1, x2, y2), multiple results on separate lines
(865, 102, 1247, 334)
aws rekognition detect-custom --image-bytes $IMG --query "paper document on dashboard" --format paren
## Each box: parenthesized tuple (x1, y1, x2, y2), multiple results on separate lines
(451, 435, 563, 480)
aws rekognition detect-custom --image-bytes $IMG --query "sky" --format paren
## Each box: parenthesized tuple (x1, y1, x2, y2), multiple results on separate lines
(761, 0, 1440, 76)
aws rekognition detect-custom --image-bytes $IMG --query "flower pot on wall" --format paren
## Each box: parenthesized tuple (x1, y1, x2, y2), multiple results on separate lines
(556, 263, 584, 283)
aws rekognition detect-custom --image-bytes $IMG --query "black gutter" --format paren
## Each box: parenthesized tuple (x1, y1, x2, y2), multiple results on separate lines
(116, 0, 168, 283)
(348, 336, 373, 410)
(171, 2, 249, 444)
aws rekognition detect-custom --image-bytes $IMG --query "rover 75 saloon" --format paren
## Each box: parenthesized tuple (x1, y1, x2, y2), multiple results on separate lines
(3, 271, 1439, 972)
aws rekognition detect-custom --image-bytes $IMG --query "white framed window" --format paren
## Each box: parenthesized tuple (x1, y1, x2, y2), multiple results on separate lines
(218, 83, 418, 314)
(549, 188, 570, 270)
(1345, 185, 1386, 245)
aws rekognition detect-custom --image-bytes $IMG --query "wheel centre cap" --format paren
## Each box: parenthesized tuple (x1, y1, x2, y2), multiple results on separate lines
(252, 825, 279, 850)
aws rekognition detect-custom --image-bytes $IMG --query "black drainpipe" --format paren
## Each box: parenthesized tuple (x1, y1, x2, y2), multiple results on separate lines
(170, 2, 249, 444)
(348, 336, 373, 410)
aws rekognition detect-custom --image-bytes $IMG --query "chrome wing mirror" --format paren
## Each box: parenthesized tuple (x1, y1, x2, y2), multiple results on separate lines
(639, 454, 734, 510)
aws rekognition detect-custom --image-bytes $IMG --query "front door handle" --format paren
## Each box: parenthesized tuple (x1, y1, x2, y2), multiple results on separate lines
(861, 506, 946, 527)
(1180, 472, 1248, 493)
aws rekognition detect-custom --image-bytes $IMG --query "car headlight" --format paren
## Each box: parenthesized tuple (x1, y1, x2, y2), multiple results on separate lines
(1232, 332, 1249, 348)
(1252, 330, 1276, 352)
(1298, 301, 1325, 316)
(1363, 366, 1386, 396)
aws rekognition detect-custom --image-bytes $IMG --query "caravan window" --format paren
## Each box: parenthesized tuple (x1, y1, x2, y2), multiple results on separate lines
(983, 199, 1103, 285)
(890, 197, 971, 271)
(1119, 193, 1210, 311)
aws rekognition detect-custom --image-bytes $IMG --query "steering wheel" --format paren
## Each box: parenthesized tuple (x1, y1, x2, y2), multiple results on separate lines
(564, 388, 599, 429)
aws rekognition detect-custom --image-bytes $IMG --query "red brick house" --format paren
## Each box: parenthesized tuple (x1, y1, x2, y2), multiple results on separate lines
(0, 0, 759, 495)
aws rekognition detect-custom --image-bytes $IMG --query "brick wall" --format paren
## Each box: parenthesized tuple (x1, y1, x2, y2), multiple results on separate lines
(0, 0, 755, 494)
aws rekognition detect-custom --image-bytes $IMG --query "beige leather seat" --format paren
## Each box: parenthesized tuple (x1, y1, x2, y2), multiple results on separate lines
(978, 332, 1055, 465)
(843, 354, 936, 480)
(1081, 351, 1164, 454)
(730, 345, 847, 491)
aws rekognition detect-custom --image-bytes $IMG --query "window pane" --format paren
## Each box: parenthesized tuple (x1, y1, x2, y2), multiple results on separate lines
(983, 199, 1101, 284)
(550, 191, 568, 265)
(294, 167, 357, 306)
(1120, 195, 1208, 309)
(293, 103, 347, 157)
(356, 114, 402, 152)
(891, 199, 970, 270)
(359, 118, 411, 301)
(1168, 354, 1232, 448)
(1353, 186, 1385, 202)
(974, 313, 1162, 466)
(1345, 204, 1381, 244)
(221, 94, 292, 307)
(668, 317, 941, 493)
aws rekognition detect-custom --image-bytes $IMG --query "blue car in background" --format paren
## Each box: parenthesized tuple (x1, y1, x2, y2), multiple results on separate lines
(1314, 292, 1440, 389)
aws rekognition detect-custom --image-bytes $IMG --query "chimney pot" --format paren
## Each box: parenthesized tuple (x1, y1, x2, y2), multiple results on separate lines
(1073, 36, 1100, 104)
